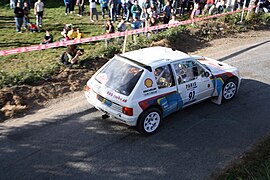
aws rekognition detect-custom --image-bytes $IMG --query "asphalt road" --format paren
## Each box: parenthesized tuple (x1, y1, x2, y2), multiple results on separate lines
(0, 36, 270, 180)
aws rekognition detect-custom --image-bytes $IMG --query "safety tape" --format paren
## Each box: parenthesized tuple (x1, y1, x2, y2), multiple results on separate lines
(0, 6, 255, 56)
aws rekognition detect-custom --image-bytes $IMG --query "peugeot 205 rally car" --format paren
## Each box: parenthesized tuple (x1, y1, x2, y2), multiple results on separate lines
(85, 46, 241, 135)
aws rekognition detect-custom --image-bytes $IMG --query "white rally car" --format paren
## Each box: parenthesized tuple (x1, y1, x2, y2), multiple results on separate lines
(85, 46, 241, 135)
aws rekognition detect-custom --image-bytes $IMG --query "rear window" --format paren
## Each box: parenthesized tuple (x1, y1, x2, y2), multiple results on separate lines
(95, 58, 144, 96)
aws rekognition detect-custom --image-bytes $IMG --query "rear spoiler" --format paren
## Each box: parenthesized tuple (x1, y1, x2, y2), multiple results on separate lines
(116, 54, 153, 72)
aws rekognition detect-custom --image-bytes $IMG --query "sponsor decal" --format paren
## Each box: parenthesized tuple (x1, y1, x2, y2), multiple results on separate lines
(143, 87, 157, 96)
(107, 91, 127, 103)
(144, 78, 153, 88)
(186, 82, 197, 90)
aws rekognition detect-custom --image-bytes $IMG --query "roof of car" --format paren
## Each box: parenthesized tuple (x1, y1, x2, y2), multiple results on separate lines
(120, 46, 191, 66)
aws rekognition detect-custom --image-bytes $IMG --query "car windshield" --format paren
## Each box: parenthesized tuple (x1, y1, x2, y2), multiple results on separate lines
(95, 58, 144, 96)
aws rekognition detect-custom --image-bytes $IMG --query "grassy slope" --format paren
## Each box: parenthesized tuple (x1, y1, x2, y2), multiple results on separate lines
(0, 0, 106, 86)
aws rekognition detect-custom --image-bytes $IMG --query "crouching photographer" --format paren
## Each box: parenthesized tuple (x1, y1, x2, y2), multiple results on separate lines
(60, 45, 84, 67)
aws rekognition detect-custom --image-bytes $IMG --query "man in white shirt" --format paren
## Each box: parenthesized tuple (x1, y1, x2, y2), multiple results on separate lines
(34, 0, 44, 27)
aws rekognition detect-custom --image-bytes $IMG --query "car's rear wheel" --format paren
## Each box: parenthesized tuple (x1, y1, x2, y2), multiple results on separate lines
(137, 108, 162, 135)
(222, 78, 238, 102)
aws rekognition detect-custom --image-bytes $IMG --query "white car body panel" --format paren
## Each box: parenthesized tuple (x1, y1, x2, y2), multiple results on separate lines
(85, 47, 241, 127)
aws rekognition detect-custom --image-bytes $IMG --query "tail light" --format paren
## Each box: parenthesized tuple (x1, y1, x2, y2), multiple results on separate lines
(85, 85, 91, 92)
(122, 107, 133, 116)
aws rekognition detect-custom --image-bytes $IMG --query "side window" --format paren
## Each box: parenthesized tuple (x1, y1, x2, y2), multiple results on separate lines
(174, 60, 205, 84)
(154, 65, 175, 89)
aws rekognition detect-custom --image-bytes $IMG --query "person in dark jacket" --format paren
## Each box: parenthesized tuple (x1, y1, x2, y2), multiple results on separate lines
(23, 1, 30, 29)
(41, 30, 53, 44)
(14, 2, 24, 32)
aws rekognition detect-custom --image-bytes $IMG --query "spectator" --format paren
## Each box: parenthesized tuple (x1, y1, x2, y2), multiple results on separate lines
(202, 0, 214, 15)
(109, 0, 118, 22)
(117, 18, 127, 32)
(121, 0, 128, 18)
(142, 0, 151, 9)
(64, 23, 73, 32)
(23, 1, 30, 29)
(140, 7, 149, 28)
(168, 15, 179, 28)
(148, 13, 157, 27)
(64, 0, 70, 15)
(159, 0, 165, 11)
(14, 2, 24, 33)
(105, 19, 115, 33)
(168, 14, 179, 25)
(163, 1, 171, 24)
(147, 12, 158, 35)
(125, 0, 133, 21)
(216, 0, 225, 13)
(147, 3, 159, 20)
(60, 28, 70, 41)
(76, 28, 84, 39)
(100, 0, 110, 19)
(116, 0, 122, 17)
(67, 27, 77, 39)
(131, 16, 141, 30)
(190, 0, 200, 19)
(258, 0, 270, 12)
(179, 0, 187, 16)
(29, 22, 40, 32)
(41, 30, 53, 44)
(172, 0, 179, 14)
(60, 45, 84, 67)
(34, 0, 44, 27)
(76, 0, 85, 16)
(131, 0, 142, 19)
(70, 0, 76, 14)
(187, 0, 194, 13)
(89, 0, 98, 22)
(10, 0, 16, 9)
(131, 17, 141, 39)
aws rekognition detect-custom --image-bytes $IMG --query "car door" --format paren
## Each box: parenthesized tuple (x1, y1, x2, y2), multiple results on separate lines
(172, 59, 214, 107)
(153, 64, 181, 117)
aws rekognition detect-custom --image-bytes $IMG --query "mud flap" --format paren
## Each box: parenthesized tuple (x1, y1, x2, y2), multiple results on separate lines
(211, 91, 222, 105)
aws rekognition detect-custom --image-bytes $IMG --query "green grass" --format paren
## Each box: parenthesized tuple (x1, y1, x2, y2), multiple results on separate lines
(215, 137, 270, 180)
(0, 0, 107, 87)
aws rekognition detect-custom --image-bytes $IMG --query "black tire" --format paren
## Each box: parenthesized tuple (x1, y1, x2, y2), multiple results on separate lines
(222, 78, 238, 102)
(137, 108, 162, 136)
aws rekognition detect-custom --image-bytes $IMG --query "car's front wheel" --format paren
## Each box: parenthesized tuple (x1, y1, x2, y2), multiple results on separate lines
(222, 78, 238, 102)
(137, 108, 162, 135)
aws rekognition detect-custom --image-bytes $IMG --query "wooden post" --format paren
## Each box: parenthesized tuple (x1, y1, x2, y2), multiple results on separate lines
(122, 30, 128, 54)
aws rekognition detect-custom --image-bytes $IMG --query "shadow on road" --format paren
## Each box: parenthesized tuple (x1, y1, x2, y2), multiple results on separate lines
(0, 78, 270, 179)
(218, 40, 270, 62)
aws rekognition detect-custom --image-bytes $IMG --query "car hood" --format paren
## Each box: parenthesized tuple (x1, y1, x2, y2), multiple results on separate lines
(195, 56, 237, 75)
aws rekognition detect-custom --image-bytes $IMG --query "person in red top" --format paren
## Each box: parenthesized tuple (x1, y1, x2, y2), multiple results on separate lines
(29, 22, 40, 32)
(202, 0, 215, 15)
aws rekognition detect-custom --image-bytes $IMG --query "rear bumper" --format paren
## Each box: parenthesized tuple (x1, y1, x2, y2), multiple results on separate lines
(85, 91, 138, 126)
